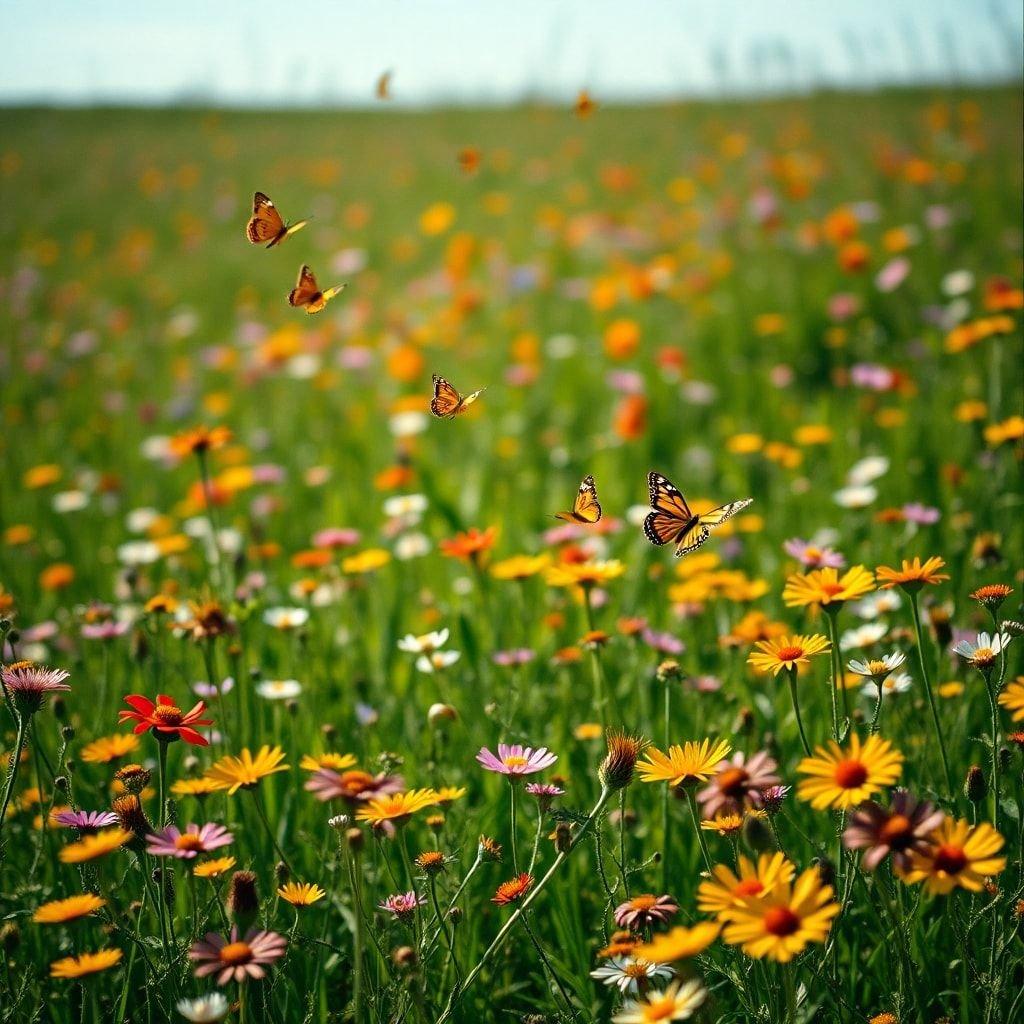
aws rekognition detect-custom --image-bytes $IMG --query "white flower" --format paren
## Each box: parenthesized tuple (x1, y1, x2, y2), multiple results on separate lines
(614, 978, 707, 1023)
(395, 532, 431, 560)
(53, 490, 89, 513)
(216, 529, 243, 556)
(416, 650, 461, 674)
(398, 629, 449, 654)
(141, 435, 173, 462)
(126, 507, 161, 533)
(840, 623, 888, 650)
(176, 993, 230, 1023)
(263, 607, 310, 630)
(625, 504, 651, 528)
(846, 456, 889, 486)
(117, 540, 162, 566)
(388, 411, 429, 437)
(384, 494, 428, 519)
(942, 269, 975, 296)
(833, 485, 877, 509)
(546, 333, 578, 359)
(851, 591, 902, 619)
(879, 671, 913, 694)
(848, 651, 906, 680)
(952, 632, 1011, 669)
(256, 679, 303, 700)
(287, 354, 321, 379)
(589, 957, 674, 995)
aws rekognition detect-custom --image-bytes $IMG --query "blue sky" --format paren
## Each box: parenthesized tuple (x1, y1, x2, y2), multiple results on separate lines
(2, 0, 1021, 106)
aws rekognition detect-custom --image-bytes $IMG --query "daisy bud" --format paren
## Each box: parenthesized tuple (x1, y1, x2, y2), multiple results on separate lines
(1003, 620, 1024, 637)
(228, 871, 259, 931)
(0, 922, 20, 952)
(183, 754, 199, 773)
(428, 702, 458, 725)
(448, 906, 462, 925)
(656, 659, 682, 682)
(328, 814, 349, 831)
(54, 775, 68, 792)
(61, 726, 75, 741)
(970, 583, 1013, 612)
(286, 699, 299, 716)
(112, 795, 151, 843)
(599, 731, 646, 790)
(426, 813, 445, 832)
(321, 723, 337, 741)
(742, 813, 775, 854)
(964, 765, 987, 804)
(346, 827, 364, 852)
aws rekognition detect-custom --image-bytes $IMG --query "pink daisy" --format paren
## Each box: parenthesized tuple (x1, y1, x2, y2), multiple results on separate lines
(147, 823, 234, 859)
(476, 743, 557, 777)
(190, 927, 287, 985)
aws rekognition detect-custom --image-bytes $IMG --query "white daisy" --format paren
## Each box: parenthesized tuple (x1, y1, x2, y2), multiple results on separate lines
(840, 622, 889, 650)
(416, 650, 461, 674)
(256, 679, 303, 700)
(397, 628, 449, 654)
(589, 957, 674, 995)
(263, 607, 310, 630)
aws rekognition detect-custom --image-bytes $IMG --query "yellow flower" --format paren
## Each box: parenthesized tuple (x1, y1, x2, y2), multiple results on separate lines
(434, 786, 467, 804)
(631, 921, 721, 962)
(23, 464, 62, 489)
(574, 723, 603, 740)
(33, 893, 106, 924)
(797, 735, 903, 810)
(545, 560, 625, 589)
(612, 979, 708, 1023)
(747, 634, 831, 677)
(637, 739, 732, 787)
(80, 733, 140, 764)
(50, 948, 123, 979)
(341, 548, 391, 574)
(420, 201, 456, 235)
(783, 565, 874, 608)
(171, 777, 223, 798)
(277, 882, 326, 906)
(898, 819, 1005, 894)
(59, 828, 133, 864)
(721, 867, 839, 962)
(490, 554, 551, 581)
(700, 812, 750, 836)
(698, 852, 796, 920)
(194, 856, 236, 878)
(726, 433, 763, 455)
(204, 745, 290, 795)
(998, 678, 1024, 721)
(793, 424, 833, 446)
(299, 753, 358, 772)
(355, 789, 439, 826)
(875, 556, 949, 592)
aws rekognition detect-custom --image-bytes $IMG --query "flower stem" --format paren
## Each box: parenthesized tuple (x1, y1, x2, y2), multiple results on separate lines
(584, 589, 608, 729)
(0, 712, 27, 842)
(684, 787, 713, 872)
(823, 609, 843, 739)
(786, 669, 813, 757)
(156, 738, 169, 828)
(428, 874, 461, 989)
(661, 680, 672, 893)
(509, 779, 520, 873)
(908, 592, 952, 797)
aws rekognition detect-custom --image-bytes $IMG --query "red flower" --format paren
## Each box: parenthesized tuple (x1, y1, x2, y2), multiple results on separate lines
(119, 694, 213, 746)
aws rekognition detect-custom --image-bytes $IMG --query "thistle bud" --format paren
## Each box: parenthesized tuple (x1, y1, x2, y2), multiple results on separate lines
(478, 835, 502, 862)
(599, 731, 645, 790)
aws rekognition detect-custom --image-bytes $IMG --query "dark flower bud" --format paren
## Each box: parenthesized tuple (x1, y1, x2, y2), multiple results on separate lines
(346, 827, 364, 853)
(114, 764, 151, 795)
(286, 699, 299, 717)
(54, 775, 69, 792)
(392, 945, 417, 968)
(52, 697, 66, 719)
(448, 906, 462, 925)
(742, 814, 775, 854)
(228, 871, 259, 930)
(998, 746, 1012, 773)
(61, 726, 75, 741)
(321, 723, 337, 742)
(965, 765, 987, 804)
(112, 795, 151, 842)
(554, 822, 572, 853)
(600, 731, 645, 790)
(0, 922, 20, 952)
(811, 857, 836, 889)
(153, 865, 175, 907)
(275, 861, 289, 885)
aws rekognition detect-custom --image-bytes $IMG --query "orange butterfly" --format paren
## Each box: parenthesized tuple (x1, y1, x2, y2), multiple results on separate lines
(246, 192, 309, 248)
(376, 70, 392, 100)
(429, 375, 485, 419)
(643, 472, 752, 557)
(554, 475, 602, 525)
(287, 265, 346, 315)
(574, 90, 596, 118)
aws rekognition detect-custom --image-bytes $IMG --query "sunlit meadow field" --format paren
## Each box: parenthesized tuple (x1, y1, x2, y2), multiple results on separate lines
(0, 87, 1022, 1024)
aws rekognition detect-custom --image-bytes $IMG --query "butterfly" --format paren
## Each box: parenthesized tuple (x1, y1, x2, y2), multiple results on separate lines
(246, 192, 309, 248)
(554, 475, 602, 525)
(429, 375, 485, 419)
(643, 472, 753, 557)
(574, 89, 596, 118)
(287, 265, 346, 314)
(376, 70, 392, 100)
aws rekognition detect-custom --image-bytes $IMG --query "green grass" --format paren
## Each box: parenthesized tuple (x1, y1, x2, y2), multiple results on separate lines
(0, 87, 1022, 1024)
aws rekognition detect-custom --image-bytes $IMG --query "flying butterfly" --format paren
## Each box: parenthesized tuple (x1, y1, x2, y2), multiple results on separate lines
(287, 264, 346, 315)
(554, 475, 602, 525)
(245, 192, 309, 248)
(429, 375, 485, 419)
(643, 472, 752, 558)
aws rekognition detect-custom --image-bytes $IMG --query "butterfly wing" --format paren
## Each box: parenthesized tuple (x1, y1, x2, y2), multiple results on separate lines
(430, 375, 464, 418)
(673, 523, 710, 557)
(282, 218, 309, 240)
(457, 388, 485, 413)
(288, 265, 320, 309)
(676, 498, 752, 557)
(643, 472, 693, 547)
(697, 498, 754, 530)
(247, 192, 286, 245)
(573, 475, 602, 523)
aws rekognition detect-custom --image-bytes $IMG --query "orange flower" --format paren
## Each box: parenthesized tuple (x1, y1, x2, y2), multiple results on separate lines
(604, 318, 641, 360)
(40, 563, 75, 591)
(386, 344, 424, 383)
(439, 527, 497, 565)
(613, 394, 648, 441)
(169, 425, 232, 459)
(875, 557, 949, 592)
(492, 873, 534, 905)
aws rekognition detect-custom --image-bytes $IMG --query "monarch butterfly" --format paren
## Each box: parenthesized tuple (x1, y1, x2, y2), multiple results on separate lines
(643, 472, 752, 558)
(287, 265, 346, 315)
(429, 375, 485, 419)
(245, 192, 309, 248)
(554, 475, 602, 524)
(376, 70, 392, 100)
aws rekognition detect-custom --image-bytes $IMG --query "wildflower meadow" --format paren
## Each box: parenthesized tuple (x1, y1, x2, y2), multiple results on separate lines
(0, 83, 1022, 1024)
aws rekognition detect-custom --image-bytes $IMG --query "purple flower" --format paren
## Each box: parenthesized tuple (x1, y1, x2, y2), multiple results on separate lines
(762, 785, 790, 814)
(524, 782, 564, 812)
(146, 823, 234, 859)
(849, 363, 897, 392)
(476, 744, 557, 778)
(901, 503, 940, 526)
(189, 927, 287, 985)
(875, 256, 911, 293)
(80, 621, 130, 641)
(843, 790, 944, 871)
(304, 770, 404, 804)
(613, 894, 679, 930)
(492, 649, 535, 667)
(53, 809, 119, 831)
(1, 663, 71, 714)
(783, 538, 845, 569)
(193, 677, 235, 698)
(312, 528, 361, 549)
(697, 751, 782, 818)
(640, 629, 685, 655)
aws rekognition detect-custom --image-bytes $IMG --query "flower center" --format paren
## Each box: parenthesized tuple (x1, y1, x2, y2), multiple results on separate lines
(763, 906, 801, 937)
(833, 759, 869, 789)
(154, 704, 182, 725)
(218, 941, 253, 966)
(972, 648, 995, 666)
(733, 879, 765, 898)
(776, 645, 804, 662)
(805, 547, 822, 561)
(717, 767, 750, 796)
(629, 895, 658, 911)
(820, 582, 844, 598)
(175, 833, 205, 851)
(868, 660, 888, 675)
(624, 962, 650, 978)
(933, 844, 968, 875)
(643, 997, 678, 1021)
(503, 756, 529, 768)
(878, 814, 912, 847)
